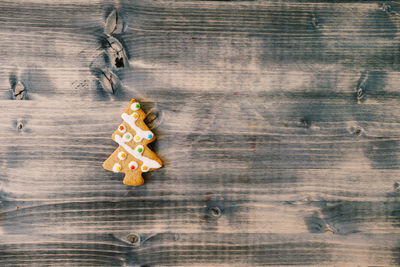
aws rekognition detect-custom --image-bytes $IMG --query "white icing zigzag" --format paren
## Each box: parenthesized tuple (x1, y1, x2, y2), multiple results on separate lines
(115, 134, 161, 170)
(121, 112, 153, 141)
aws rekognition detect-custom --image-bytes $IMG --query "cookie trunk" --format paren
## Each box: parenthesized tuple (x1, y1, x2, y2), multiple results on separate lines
(123, 173, 144, 186)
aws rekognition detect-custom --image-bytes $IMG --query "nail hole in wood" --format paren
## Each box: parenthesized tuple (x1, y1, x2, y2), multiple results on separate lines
(127, 233, 140, 244)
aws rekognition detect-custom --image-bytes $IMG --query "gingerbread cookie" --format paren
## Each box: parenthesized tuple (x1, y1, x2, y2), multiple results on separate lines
(103, 98, 162, 186)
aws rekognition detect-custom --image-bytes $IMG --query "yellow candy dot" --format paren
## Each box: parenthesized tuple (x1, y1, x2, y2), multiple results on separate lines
(113, 163, 122, 173)
(135, 136, 140, 141)
(142, 166, 148, 170)
(133, 113, 138, 119)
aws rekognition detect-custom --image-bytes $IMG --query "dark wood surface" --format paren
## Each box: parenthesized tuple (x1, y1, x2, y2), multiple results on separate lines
(1, 0, 400, 266)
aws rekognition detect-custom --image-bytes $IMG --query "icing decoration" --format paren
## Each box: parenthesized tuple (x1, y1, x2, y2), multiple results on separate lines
(123, 132, 133, 142)
(134, 135, 142, 143)
(118, 124, 126, 133)
(136, 145, 144, 154)
(112, 163, 121, 173)
(141, 165, 149, 172)
(130, 102, 140, 111)
(132, 113, 139, 119)
(121, 112, 154, 140)
(128, 161, 138, 170)
(118, 151, 127, 160)
(115, 134, 161, 169)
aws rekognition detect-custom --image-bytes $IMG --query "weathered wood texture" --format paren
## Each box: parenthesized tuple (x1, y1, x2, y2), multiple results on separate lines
(1, 0, 400, 266)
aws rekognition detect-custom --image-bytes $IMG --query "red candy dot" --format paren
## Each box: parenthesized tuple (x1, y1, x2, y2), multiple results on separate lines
(119, 125, 125, 130)
(130, 165, 135, 169)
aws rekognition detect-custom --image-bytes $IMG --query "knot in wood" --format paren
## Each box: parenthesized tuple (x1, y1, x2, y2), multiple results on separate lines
(210, 207, 222, 217)
(356, 85, 365, 104)
(300, 118, 311, 128)
(127, 233, 140, 245)
(13, 82, 26, 100)
(382, 3, 392, 12)
(17, 120, 23, 131)
(394, 182, 400, 190)
(353, 127, 362, 136)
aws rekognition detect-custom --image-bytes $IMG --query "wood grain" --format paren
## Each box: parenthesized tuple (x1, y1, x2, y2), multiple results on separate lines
(1, 0, 400, 266)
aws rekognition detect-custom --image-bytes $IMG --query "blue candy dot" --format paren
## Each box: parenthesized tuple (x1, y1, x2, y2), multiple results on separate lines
(148, 134, 153, 139)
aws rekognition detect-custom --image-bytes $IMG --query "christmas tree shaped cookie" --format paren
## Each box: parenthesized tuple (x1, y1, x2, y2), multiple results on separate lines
(103, 98, 162, 186)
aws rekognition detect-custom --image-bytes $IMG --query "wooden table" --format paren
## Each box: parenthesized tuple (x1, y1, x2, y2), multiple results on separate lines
(1, 0, 400, 266)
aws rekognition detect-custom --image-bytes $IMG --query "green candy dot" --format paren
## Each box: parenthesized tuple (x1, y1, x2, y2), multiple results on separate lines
(136, 104, 140, 109)
(138, 148, 143, 153)
(125, 134, 130, 139)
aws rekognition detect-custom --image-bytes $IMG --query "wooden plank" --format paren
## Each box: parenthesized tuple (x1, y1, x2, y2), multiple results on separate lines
(0, 0, 400, 266)
(1, 98, 400, 265)
(0, 1, 399, 100)
(0, 233, 398, 266)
